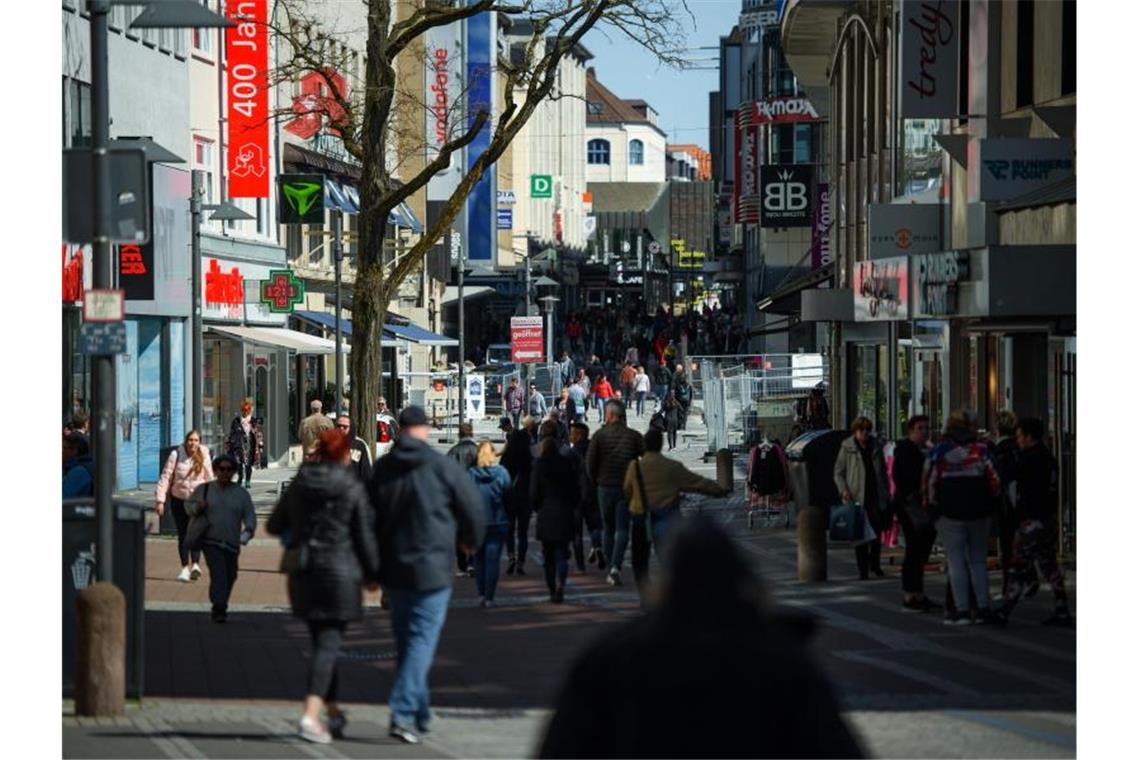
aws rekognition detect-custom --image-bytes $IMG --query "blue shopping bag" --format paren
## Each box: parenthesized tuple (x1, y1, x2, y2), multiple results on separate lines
(829, 502, 869, 543)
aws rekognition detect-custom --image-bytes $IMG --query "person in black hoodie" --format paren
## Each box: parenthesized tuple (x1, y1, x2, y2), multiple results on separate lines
(268, 429, 381, 745)
(539, 516, 862, 759)
(892, 415, 938, 612)
(500, 416, 537, 575)
(447, 422, 480, 577)
(569, 422, 603, 571)
(990, 410, 1021, 596)
(368, 406, 485, 744)
(1000, 418, 1073, 626)
(531, 420, 582, 603)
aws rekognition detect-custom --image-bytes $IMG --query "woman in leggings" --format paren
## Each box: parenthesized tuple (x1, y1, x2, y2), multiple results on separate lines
(155, 430, 213, 582)
(268, 429, 381, 744)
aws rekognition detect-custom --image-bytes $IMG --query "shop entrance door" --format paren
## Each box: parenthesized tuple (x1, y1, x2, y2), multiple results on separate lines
(246, 350, 273, 465)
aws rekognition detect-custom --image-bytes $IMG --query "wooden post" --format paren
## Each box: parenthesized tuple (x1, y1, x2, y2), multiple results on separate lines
(797, 505, 828, 582)
(716, 448, 734, 492)
(75, 582, 126, 716)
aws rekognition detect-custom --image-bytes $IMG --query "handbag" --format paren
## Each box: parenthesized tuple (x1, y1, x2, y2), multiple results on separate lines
(184, 484, 212, 553)
(829, 502, 872, 544)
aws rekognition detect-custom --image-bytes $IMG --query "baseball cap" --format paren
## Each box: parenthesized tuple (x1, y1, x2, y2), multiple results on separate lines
(398, 405, 429, 428)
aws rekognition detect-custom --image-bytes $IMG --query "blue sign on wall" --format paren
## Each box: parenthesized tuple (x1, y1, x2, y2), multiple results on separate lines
(466, 4, 494, 261)
(497, 207, 513, 230)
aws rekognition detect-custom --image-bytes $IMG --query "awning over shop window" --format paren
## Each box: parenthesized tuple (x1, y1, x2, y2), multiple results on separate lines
(441, 286, 495, 305)
(382, 322, 458, 346)
(208, 325, 344, 355)
(393, 201, 424, 233)
(756, 261, 835, 314)
(294, 310, 400, 347)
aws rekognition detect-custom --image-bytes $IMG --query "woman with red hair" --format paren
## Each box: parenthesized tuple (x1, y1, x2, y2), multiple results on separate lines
(268, 428, 381, 745)
(226, 398, 263, 488)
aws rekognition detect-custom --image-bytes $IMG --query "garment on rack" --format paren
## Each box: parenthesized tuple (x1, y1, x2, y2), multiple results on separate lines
(747, 440, 787, 507)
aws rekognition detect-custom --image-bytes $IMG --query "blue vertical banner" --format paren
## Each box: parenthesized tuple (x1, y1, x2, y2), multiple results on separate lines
(117, 320, 140, 491)
(169, 320, 185, 444)
(466, 3, 494, 261)
(136, 319, 163, 482)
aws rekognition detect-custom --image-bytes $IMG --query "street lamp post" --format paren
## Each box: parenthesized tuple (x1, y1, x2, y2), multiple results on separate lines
(331, 210, 344, 412)
(539, 295, 560, 364)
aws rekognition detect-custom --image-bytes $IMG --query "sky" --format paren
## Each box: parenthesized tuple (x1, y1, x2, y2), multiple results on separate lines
(582, 0, 745, 151)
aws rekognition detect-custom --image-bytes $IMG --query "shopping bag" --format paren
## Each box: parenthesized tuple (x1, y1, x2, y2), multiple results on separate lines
(829, 503, 860, 542)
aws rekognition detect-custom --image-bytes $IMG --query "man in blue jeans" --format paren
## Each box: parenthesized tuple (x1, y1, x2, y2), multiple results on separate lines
(369, 406, 485, 744)
(585, 401, 645, 586)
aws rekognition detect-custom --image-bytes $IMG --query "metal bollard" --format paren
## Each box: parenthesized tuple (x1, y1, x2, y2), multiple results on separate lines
(716, 448, 733, 492)
(75, 582, 126, 716)
(797, 505, 828, 582)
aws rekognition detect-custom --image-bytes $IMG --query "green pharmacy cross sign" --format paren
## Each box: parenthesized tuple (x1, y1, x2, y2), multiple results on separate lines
(260, 270, 305, 313)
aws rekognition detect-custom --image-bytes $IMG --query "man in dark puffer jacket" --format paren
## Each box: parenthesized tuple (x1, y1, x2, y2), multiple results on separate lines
(585, 401, 644, 586)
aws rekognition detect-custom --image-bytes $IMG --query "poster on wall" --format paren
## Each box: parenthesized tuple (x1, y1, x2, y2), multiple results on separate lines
(466, 7, 495, 261)
(760, 165, 814, 228)
(465, 373, 484, 419)
(170, 321, 185, 445)
(116, 321, 140, 490)
(901, 0, 960, 118)
(853, 256, 910, 322)
(226, 0, 270, 198)
(136, 320, 163, 482)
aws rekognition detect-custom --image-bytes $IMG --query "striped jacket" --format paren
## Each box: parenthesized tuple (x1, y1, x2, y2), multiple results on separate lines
(923, 436, 1000, 521)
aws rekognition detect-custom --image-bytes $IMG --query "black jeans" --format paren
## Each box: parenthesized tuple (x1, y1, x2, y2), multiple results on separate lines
(170, 496, 201, 567)
(542, 542, 570, 593)
(899, 509, 937, 595)
(202, 544, 239, 614)
(572, 510, 586, 571)
(456, 537, 471, 573)
(854, 539, 882, 579)
(306, 620, 346, 701)
(666, 426, 678, 450)
(506, 508, 532, 565)
(242, 463, 253, 487)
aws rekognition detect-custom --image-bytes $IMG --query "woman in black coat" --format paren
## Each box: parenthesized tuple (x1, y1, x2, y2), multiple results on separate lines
(530, 421, 582, 603)
(663, 390, 682, 451)
(267, 429, 380, 745)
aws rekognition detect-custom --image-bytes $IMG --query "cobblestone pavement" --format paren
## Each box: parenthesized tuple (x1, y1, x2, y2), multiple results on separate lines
(68, 411, 1075, 758)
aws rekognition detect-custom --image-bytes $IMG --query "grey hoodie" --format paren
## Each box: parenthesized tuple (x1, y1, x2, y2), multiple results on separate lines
(187, 481, 256, 554)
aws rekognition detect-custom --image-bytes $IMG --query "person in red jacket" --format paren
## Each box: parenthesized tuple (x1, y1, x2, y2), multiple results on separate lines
(592, 375, 615, 423)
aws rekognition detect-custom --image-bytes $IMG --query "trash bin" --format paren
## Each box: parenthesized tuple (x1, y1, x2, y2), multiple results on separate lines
(157, 446, 178, 535)
(62, 499, 147, 699)
(784, 429, 846, 509)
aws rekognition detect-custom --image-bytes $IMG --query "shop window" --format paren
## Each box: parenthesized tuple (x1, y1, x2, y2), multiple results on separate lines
(192, 1, 214, 57)
(194, 137, 215, 207)
(68, 78, 91, 148)
(1061, 0, 1076, 96)
(1016, 0, 1035, 108)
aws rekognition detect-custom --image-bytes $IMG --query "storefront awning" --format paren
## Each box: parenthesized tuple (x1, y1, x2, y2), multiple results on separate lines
(209, 325, 343, 355)
(294, 310, 402, 347)
(441, 286, 495, 305)
(382, 322, 458, 346)
(756, 262, 835, 314)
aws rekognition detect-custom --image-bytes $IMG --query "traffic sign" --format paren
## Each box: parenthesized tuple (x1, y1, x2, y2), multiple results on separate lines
(530, 175, 552, 198)
(80, 322, 128, 356)
(83, 289, 125, 322)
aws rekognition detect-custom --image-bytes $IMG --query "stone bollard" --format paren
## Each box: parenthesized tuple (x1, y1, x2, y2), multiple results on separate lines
(75, 582, 126, 717)
(797, 505, 828, 582)
(716, 448, 734, 492)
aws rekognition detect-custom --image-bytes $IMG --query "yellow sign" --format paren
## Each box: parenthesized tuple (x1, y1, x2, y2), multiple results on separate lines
(671, 239, 706, 269)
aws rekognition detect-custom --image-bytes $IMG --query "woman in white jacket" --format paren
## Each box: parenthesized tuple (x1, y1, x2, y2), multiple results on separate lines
(156, 430, 214, 582)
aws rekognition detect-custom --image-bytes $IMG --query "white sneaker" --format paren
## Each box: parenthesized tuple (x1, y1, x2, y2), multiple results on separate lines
(177, 566, 192, 583)
(190, 563, 202, 581)
(299, 715, 331, 744)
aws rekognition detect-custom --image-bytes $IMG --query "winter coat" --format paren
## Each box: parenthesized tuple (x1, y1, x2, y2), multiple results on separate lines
(225, 416, 263, 467)
(267, 463, 380, 621)
(586, 421, 645, 488)
(833, 436, 890, 528)
(890, 438, 929, 512)
(1011, 443, 1058, 523)
(468, 465, 512, 531)
(500, 428, 536, 515)
(368, 435, 485, 592)
(623, 452, 724, 515)
(448, 438, 479, 471)
(349, 437, 372, 483)
(156, 445, 214, 503)
(186, 481, 256, 554)
(539, 608, 862, 759)
(663, 398, 681, 431)
(63, 455, 95, 498)
(531, 447, 582, 543)
(673, 379, 693, 406)
(923, 431, 1001, 521)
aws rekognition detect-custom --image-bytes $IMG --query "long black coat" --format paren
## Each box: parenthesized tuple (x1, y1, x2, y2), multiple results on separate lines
(267, 463, 380, 622)
(530, 448, 582, 543)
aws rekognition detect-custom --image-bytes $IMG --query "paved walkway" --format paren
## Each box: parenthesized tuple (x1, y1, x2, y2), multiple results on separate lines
(67, 413, 1075, 758)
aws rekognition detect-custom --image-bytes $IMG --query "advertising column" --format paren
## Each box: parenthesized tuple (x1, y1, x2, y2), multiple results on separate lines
(465, 3, 495, 263)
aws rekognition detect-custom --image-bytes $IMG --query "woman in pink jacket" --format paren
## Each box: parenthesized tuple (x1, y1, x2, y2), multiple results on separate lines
(156, 430, 214, 582)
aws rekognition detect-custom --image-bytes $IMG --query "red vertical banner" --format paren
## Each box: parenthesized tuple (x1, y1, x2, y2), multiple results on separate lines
(226, 0, 269, 198)
(733, 109, 743, 223)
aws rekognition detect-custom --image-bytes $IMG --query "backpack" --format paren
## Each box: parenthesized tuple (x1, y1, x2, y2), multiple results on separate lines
(649, 410, 667, 432)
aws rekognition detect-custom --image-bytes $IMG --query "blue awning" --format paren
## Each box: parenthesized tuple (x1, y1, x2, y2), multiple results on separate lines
(294, 310, 398, 348)
(382, 322, 457, 346)
(395, 201, 424, 233)
(324, 179, 359, 214)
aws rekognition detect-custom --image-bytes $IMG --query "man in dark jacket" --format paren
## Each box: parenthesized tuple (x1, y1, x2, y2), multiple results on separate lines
(368, 406, 485, 743)
(892, 415, 938, 612)
(990, 410, 1021, 595)
(569, 422, 602, 571)
(586, 401, 645, 586)
(1000, 418, 1072, 625)
(447, 422, 479, 577)
(335, 414, 372, 484)
(500, 417, 537, 575)
(539, 517, 862, 759)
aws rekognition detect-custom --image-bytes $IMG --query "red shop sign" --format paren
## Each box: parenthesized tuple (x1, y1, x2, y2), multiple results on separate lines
(510, 316, 544, 363)
(206, 259, 244, 306)
(226, 0, 269, 198)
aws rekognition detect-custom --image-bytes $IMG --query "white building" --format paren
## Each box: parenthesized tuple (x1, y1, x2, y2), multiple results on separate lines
(585, 69, 667, 183)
